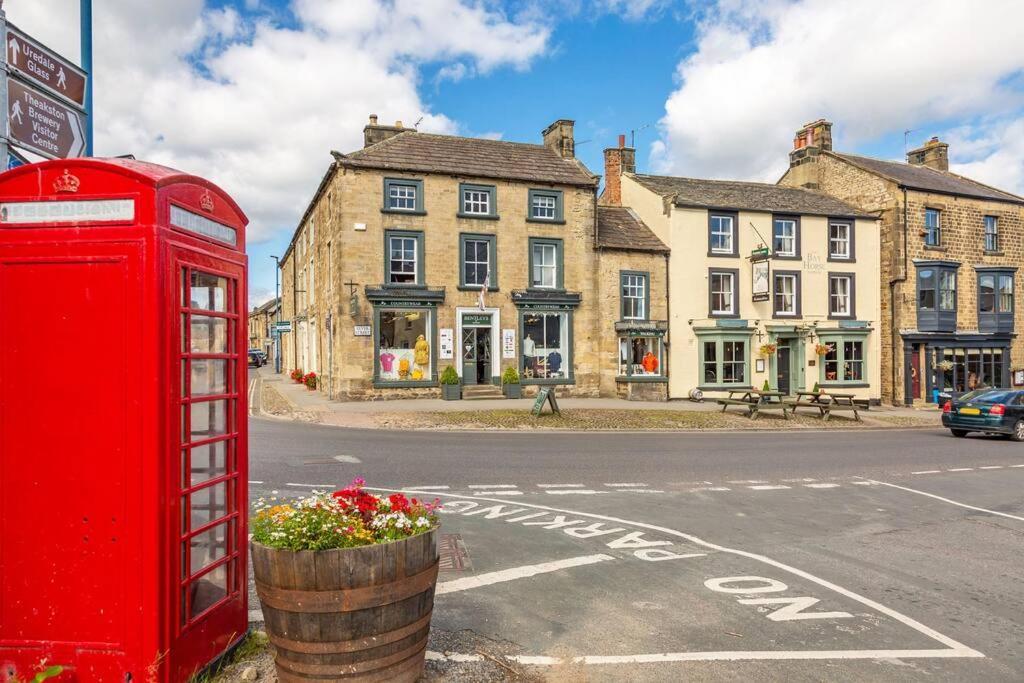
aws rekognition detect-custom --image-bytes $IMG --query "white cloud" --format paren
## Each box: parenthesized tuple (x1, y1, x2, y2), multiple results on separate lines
(596, 0, 672, 21)
(654, 0, 1024, 193)
(10, 1, 551, 243)
(436, 62, 471, 84)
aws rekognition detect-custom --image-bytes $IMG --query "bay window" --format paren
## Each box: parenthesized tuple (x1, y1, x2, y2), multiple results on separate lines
(977, 268, 1015, 333)
(916, 262, 958, 332)
(698, 332, 750, 388)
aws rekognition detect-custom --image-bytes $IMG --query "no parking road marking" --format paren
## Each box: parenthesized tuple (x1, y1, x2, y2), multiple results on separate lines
(373, 488, 986, 665)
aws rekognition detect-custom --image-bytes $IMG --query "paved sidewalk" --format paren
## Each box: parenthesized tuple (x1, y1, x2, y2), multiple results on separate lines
(253, 366, 941, 430)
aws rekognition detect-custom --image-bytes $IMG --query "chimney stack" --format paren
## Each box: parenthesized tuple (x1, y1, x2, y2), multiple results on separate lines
(600, 134, 636, 206)
(542, 119, 575, 159)
(907, 136, 949, 171)
(363, 114, 415, 148)
(789, 118, 833, 170)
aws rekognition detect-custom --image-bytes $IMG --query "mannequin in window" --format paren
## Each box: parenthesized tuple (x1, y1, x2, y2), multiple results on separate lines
(547, 350, 562, 376)
(642, 351, 659, 374)
(523, 333, 537, 375)
(414, 334, 429, 367)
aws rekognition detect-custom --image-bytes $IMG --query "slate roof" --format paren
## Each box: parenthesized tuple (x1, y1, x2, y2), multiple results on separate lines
(630, 174, 875, 219)
(834, 152, 1024, 205)
(596, 206, 669, 253)
(338, 132, 598, 187)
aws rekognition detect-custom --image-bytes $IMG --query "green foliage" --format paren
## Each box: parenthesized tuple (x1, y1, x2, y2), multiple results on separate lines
(501, 366, 520, 385)
(439, 365, 460, 385)
(813, 382, 821, 393)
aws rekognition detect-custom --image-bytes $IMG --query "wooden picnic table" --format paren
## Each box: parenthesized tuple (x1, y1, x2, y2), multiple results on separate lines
(716, 389, 790, 419)
(787, 390, 862, 421)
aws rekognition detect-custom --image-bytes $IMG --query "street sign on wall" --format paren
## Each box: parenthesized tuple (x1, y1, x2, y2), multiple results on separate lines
(6, 24, 87, 106)
(7, 78, 86, 159)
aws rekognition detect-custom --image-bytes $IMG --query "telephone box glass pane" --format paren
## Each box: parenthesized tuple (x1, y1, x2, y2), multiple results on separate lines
(190, 359, 227, 396)
(187, 481, 229, 530)
(190, 316, 227, 353)
(190, 400, 227, 440)
(188, 522, 229, 575)
(189, 564, 228, 619)
(190, 272, 228, 311)
(186, 441, 228, 487)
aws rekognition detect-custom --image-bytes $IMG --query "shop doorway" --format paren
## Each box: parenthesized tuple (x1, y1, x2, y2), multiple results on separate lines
(777, 342, 792, 395)
(911, 347, 922, 400)
(461, 314, 492, 385)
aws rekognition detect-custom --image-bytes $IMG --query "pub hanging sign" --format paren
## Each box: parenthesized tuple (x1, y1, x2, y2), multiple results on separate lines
(751, 248, 771, 302)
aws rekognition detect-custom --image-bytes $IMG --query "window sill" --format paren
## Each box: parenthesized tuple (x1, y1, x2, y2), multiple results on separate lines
(707, 250, 739, 258)
(773, 254, 800, 260)
(522, 378, 574, 386)
(827, 256, 856, 263)
(381, 282, 427, 289)
(381, 208, 427, 216)
(819, 382, 870, 388)
(526, 287, 567, 294)
(698, 384, 753, 391)
(457, 285, 500, 292)
(923, 244, 947, 252)
(373, 380, 438, 389)
(709, 312, 741, 319)
(526, 218, 566, 225)
(827, 313, 856, 321)
(983, 250, 1004, 257)
(457, 213, 500, 221)
(616, 376, 667, 383)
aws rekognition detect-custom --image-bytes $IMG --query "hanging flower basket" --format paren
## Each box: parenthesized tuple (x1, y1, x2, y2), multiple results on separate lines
(759, 343, 777, 356)
(938, 360, 954, 372)
(252, 480, 441, 682)
(814, 343, 834, 357)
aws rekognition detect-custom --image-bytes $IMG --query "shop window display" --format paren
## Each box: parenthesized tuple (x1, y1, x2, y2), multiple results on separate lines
(378, 309, 432, 382)
(521, 311, 568, 380)
(618, 336, 662, 377)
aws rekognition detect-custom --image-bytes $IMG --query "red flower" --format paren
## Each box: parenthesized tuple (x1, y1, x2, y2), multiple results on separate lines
(388, 493, 410, 513)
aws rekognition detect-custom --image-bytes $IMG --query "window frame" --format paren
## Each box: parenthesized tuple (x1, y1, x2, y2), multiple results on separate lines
(382, 178, 425, 215)
(772, 270, 801, 319)
(372, 304, 438, 387)
(528, 237, 564, 290)
(984, 215, 999, 253)
(458, 233, 498, 291)
(518, 308, 574, 386)
(383, 229, 425, 287)
(617, 332, 666, 381)
(915, 261, 959, 332)
(708, 268, 740, 319)
(457, 183, 498, 220)
(827, 219, 855, 262)
(707, 211, 739, 257)
(827, 272, 857, 320)
(620, 270, 650, 321)
(924, 208, 941, 247)
(696, 331, 752, 390)
(771, 215, 801, 260)
(817, 332, 869, 387)
(976, 266, 1016, 333)
(527, 189, 565, 224)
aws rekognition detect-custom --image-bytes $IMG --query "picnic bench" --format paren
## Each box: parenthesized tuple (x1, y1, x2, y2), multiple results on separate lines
(786, 390, 862, 421)
(717, 389, 790, 419)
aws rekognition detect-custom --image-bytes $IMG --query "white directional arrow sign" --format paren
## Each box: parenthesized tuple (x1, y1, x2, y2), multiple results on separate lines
(7, 79, 87, 159)
(5, 24, 87, 106)
(7, 35, 20, 67)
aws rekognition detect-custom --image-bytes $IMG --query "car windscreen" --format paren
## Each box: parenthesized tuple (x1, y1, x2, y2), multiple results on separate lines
(970, 391, 1017, 404)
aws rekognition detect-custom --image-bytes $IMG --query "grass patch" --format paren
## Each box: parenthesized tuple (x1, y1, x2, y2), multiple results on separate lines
(377, 408, 879, 431)
(191, 631, 270, 683)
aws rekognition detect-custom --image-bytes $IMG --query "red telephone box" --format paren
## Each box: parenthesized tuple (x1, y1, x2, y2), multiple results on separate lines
(0, 159, 249, 682)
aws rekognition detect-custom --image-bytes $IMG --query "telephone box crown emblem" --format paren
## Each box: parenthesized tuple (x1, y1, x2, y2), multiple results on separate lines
(53, 169, 81, 194)
(200, 190, 215, 212)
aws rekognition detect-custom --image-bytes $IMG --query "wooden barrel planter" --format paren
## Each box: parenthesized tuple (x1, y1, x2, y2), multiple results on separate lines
(252, 529, 439, 682)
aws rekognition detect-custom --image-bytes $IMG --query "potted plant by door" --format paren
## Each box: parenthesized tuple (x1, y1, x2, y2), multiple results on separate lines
(290, 368, 304, 383)
(439, 365, 461, 400)
(251, 480, 441, 682)
(502, 366, 522, 399)
(303, 371, 318, 390)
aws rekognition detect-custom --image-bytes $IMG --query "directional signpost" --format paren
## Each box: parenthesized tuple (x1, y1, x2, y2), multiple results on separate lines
(0, 11, 89, 163)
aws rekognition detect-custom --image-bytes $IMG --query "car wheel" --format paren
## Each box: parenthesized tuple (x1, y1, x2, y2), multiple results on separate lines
(950, 429, 968, 438)
(1011, 420, 1024, 442)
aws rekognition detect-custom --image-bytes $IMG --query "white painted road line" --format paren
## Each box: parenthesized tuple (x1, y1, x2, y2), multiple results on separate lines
(425, 651, 484, 663)
(333, 455, 362, 464)
(979, 465, 1004, 470)
(912, 470, 942, 475)
(728, 480, 767, 484)
(782, 478, 817, 483)
(536, 484, 585, 488)
(690, 486, 731, 492)
(373, 488, 985, 662)
(509, 648, 981, 665)
(248, 480, 264, 485)
(405, 485, 450, 490)
(474, 490, 523, 496)
(748, 485, 791, 491)
(867, 479, 1024, 523)
(284, 483, 336, 489)
(947, 468, 974, 472)
(1011, 464, 1024, 468)
(545, 489, 606, 495)
(436, 554, 615, 595)
(468, 484, 517, 489)
(613, 488, 665, 494)
(604, 483, 649, 487)
(803, 483, 840, 489)
(851, 481, 877, 486)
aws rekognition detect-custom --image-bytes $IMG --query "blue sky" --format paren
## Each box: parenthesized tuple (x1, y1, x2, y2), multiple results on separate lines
(16, 1, 1024, 305)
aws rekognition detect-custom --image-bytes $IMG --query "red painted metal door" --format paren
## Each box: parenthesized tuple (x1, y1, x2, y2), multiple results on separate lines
(170, 247, 247, 680)
(911, 347, 922, 400)
(0, 242, 144, 680)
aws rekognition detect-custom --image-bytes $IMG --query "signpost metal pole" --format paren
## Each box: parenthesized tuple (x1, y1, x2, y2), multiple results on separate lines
(271, 255, 282, 373)
(80, 0, 93, 156)
(0, 5, 10, 170)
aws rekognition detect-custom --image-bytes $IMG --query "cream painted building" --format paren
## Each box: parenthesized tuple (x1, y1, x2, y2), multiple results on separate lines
(612, 161, 882, 402)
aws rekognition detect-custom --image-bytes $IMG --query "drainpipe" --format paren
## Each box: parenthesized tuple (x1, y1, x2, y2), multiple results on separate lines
(293, 255, 299, 371)
(889, 187, 909, 405)
(664, 251, 671, 398)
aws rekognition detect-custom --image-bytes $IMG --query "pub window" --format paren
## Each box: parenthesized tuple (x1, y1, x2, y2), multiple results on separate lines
(708, 212, 737, 256)
(709, 269, 737, 317)
(384, 230, 423, 285)
(828, 221, 853, 260)
(984, 216, 999, 252)
(772, 216, 799, 258)
(521, 310, 571, 382)
(773, 272, 800, 318)
(383, 178, 424, 213)
(700, 336, 749, 387)
(820, 336, 867, 384)
(376, 308, 433, 383)
(459, 183, 497, 218)
(939, 347, 1004, 392)
(620, 272, 648, 320)
(828, 273, 855, 319)
(924, 208, 941, 246)
(618, 335, 663, 378)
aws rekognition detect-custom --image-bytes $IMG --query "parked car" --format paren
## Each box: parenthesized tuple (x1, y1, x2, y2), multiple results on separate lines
(941, 389, 1024, 440)
(248, 349, 267, 367)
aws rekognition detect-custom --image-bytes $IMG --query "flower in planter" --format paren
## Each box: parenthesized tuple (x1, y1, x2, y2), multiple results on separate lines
(303, 372, 318, 389)
(814, 343, 834, 357)
(759, 343, 777, 356)
(938, 360, 954, 372)
(290, 368, 304, 382)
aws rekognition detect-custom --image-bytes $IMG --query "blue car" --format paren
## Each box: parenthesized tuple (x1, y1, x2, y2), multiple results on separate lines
(941, 389, 1024, 440)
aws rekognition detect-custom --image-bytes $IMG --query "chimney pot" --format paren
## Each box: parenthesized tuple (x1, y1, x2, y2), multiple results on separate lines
(907, 136, 949, 171)
(618, 134, 626, 148)
(369, 114, 378, 125)
(600, 136, 636, 206)
(395, 120, 403, 128)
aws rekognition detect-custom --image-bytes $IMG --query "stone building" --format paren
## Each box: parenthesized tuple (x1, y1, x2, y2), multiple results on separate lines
(248, 297, 279, 357)
(780, 120, 1024, 405)
(279, 116, 609, 399)
(608, 146, 882, 402)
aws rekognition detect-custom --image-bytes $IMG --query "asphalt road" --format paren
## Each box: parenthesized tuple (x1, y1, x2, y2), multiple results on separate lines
(247, 411, 1024, 682)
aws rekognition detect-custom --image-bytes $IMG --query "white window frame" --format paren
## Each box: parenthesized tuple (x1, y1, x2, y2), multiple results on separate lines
(829, 222, 850, 259)
(773, 219, 796, 257)
(829, 275, 851, 317)
(388, 183, 417, 211)
(710, 272, 735, 316)
(774, 273, 797, 316)
(531, 194, 557, 220)
(463, 189, 491, 216)
(622, 274, 646, 320)
(532, 243, 557, 289)
(388, 235, 418, 284)
(710, 215, 734, 254)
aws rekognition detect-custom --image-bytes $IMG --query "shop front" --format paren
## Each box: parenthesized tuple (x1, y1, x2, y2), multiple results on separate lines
(458, 310, 499, 385)
(366, 287, 444, 388)
(512, 290, 581, 388)
(902, 333, 1013, 404)
(615, 320, 668, 400)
